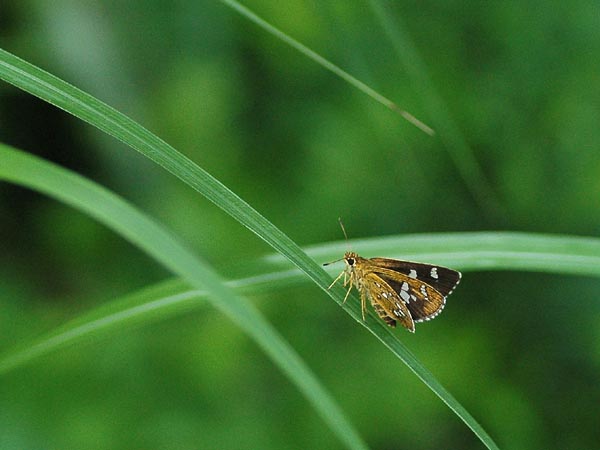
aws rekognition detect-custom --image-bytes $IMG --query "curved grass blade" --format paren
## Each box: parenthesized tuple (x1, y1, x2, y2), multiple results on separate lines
(0, 270, 308, 375)
(0, 144, 369, 450)
(275, 232, 600, 278)
(0, 47, 330, 302)
(218, 0, 433, 135)
(3, 228, 599, 377)
(0, 280, 197, 374)
(0, 51, 497, 449)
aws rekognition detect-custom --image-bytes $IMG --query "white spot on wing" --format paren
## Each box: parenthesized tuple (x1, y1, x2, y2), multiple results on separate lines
(408, 269, 417, 279)
(430, 267, 438, 279)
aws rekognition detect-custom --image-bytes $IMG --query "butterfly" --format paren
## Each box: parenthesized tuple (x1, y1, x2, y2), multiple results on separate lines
(325, 252, 461, 332)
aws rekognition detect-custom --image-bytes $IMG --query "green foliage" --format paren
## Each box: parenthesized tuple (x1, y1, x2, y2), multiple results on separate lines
(1, 1, 599, 449)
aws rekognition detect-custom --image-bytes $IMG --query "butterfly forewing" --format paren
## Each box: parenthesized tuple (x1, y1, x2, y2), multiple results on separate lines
(368, 258, 461, 297)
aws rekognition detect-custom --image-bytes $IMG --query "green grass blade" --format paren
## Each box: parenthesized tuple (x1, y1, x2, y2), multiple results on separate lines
(288, 232, 600, 278)
(3, 229, 598, 378)
(0, 50, 498, 449)
(218, 0, 433, 135)
(0, 144, 369, 450)
(0, 47, 327, 300)
(0, 280, 197, 374)
(0, 270, 306, 375)
(366, 0, 504, 219)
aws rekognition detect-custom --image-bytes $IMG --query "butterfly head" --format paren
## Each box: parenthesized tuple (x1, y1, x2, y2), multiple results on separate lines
(342, 252, 363, 280)
(343, 251, 358, 268)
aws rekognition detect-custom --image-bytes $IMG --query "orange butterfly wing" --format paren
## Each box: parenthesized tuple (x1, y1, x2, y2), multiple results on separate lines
(362, 272, 415, 331)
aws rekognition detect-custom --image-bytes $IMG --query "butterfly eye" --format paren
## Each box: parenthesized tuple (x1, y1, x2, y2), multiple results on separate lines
(347, 258, 355, 266)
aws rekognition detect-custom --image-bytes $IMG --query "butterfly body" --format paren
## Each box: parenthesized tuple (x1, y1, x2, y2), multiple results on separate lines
(328, 251, 461, 332)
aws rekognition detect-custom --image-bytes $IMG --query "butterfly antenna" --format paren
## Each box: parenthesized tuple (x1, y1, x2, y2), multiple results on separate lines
(323, 257, 344, 267)
(338, 217, 352, 254)
(338, 217, 349, 241)
(323, 218, 351, 267)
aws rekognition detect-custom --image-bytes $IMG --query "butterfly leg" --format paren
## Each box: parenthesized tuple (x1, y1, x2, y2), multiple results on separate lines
(327, 270, 345, 290)
(359, 289, 368, 321)
(342, 271, 349, 287)
(342, 284, 353, 304)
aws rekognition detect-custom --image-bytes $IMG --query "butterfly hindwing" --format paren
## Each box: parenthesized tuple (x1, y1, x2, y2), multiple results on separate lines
(362, 272, 415, 331)
(371, 266, 451, 322)
(378, 273, 445, 322)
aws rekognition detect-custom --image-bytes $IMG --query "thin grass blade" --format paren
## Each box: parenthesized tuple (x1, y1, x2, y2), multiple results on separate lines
(218, 0, 433, 135)
(367, 0, 503, 219)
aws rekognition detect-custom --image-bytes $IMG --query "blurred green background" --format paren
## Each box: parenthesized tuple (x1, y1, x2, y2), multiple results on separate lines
(1, 1, 600, 449)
